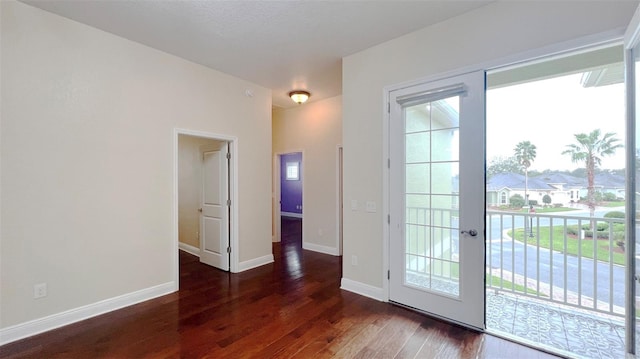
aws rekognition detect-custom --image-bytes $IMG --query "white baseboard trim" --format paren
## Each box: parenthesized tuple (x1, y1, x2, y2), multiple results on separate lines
(237, 254, 274, 272)
(340, 278, 384, 301)
(179, 242, 200, 257)
(281, 212, 303, 219)
(0, 281, 176, 346)
(303, 242, 340, 256)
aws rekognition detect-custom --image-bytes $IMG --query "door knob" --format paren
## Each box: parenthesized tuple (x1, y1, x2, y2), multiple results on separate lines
(461, 229, 478, 237)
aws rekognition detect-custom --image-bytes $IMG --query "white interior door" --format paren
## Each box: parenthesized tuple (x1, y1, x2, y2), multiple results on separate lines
(389, 70, 486, 329)
(200, 142, 230, 271)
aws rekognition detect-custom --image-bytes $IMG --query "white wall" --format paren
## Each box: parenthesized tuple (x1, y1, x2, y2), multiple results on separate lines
(0, 1, 272, 331)
(273, 95, 342, 255)
(342, 1, 637, 294)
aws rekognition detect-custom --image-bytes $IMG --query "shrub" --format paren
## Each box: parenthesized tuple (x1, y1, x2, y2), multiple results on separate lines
(604, 211, 625, 219)
(613, 223, 625, 231)
(542, 194, 552, 205)
(509, 194, 525, 208)
(528, 200, 538, 206)
(553, 203, 563, 208)
(603, 192, 617, 201)
(582, 223, 609, 231)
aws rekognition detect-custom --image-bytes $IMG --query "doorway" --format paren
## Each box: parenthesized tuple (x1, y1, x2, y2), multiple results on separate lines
(485, 44, 627, 357)
(174, 129, 239, 279)
(273, 151, 304, 245)
(280, 152, 303, 219)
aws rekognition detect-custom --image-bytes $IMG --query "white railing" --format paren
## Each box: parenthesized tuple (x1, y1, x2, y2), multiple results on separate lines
(486, 210, 625, 317)
(404, 206, 626, 316)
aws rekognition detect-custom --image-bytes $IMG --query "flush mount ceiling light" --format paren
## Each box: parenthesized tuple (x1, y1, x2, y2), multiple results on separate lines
(289, 90, 311, 105)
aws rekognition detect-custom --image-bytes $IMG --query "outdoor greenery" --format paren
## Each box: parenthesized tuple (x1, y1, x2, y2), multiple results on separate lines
(509, 194, 525, 208)
(486, 275, 542, 296)
(510, 225, 625, 265)
(487, 155, 523, 177)
(562, 129, 622, 219)
(604, 211, 625, 219)
(518, 206, 576, 213)
(601, 201, 625, 208)
(514, 140, 537, 206)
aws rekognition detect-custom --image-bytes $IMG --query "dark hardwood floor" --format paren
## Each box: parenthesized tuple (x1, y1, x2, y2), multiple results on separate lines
(0, 217, 560, 358)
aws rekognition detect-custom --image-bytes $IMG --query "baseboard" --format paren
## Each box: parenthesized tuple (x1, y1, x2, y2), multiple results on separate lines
(281, 212, 303, 219)
(178, 242, 200, 257)
(303, 242, 340, 256)
(340, 278, 385, 301)
(0, 281, 176, 346)
(237, 254, 274, 272)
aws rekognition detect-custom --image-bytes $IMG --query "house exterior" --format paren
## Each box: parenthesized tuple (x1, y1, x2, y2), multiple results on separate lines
(487, 171, 625, 207)
(594, 171, 626, 199)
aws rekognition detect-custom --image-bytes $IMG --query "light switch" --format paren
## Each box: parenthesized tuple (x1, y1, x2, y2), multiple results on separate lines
(366, 201, 376, 213)
(351, 199, 358, 211)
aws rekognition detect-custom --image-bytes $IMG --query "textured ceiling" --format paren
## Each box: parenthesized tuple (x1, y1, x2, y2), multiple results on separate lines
(23, 0, 492, 108)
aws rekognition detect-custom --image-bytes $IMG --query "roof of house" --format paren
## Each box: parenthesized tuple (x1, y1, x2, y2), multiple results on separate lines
(595, 172, 625, 188)
(486, 172, 555, 191)
(532, 173, 584, 187)
(487, 171, 626, 192)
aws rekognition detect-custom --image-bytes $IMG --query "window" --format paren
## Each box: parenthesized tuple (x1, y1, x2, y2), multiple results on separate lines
(286, 162, 299, 180)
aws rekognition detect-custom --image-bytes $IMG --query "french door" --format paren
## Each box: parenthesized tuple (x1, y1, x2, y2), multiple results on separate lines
(389, 70, 486, 329)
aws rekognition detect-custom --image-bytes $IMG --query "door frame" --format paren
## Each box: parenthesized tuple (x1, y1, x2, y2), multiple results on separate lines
(173, 128, 239, 284)
(382, 29, 625, 314)
(624, 5, 640, 354)
(272, 150, 305, 243)
(337, 145, 344, 255)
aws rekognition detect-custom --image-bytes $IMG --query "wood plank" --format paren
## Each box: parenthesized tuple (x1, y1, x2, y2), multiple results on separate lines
(0, 217, 560, 359)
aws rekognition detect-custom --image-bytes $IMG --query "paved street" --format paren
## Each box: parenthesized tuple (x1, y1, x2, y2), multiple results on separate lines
(485, 206, 627, 310)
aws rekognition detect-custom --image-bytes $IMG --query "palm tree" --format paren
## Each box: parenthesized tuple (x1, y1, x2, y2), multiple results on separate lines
(562, 129, 622, 219)
(514, 141, 537, 208)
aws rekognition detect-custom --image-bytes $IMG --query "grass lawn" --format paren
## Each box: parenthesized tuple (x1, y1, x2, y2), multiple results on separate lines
(510, 227, 625, 265)
(487, 275, 542, 296)
(600, 201, 625, 207)
(526, 207, 577, 213)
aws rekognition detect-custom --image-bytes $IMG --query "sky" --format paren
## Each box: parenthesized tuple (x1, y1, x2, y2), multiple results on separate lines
(486, 73, 626, 172)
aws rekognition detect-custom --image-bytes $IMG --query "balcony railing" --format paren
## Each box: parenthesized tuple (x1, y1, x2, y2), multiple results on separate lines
(486, 210, 625, 317)
(404, 207, 626, 317)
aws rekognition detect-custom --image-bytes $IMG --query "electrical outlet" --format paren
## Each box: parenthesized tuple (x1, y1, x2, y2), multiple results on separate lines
(34, 283, 47, 299)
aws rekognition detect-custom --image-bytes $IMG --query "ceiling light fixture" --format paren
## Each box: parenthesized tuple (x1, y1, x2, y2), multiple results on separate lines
(289, 90, 310, 105)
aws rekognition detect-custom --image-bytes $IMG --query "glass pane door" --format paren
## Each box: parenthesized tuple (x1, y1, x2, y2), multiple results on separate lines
(389, 70, 485, 330)
(404, 97, 461, 297)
